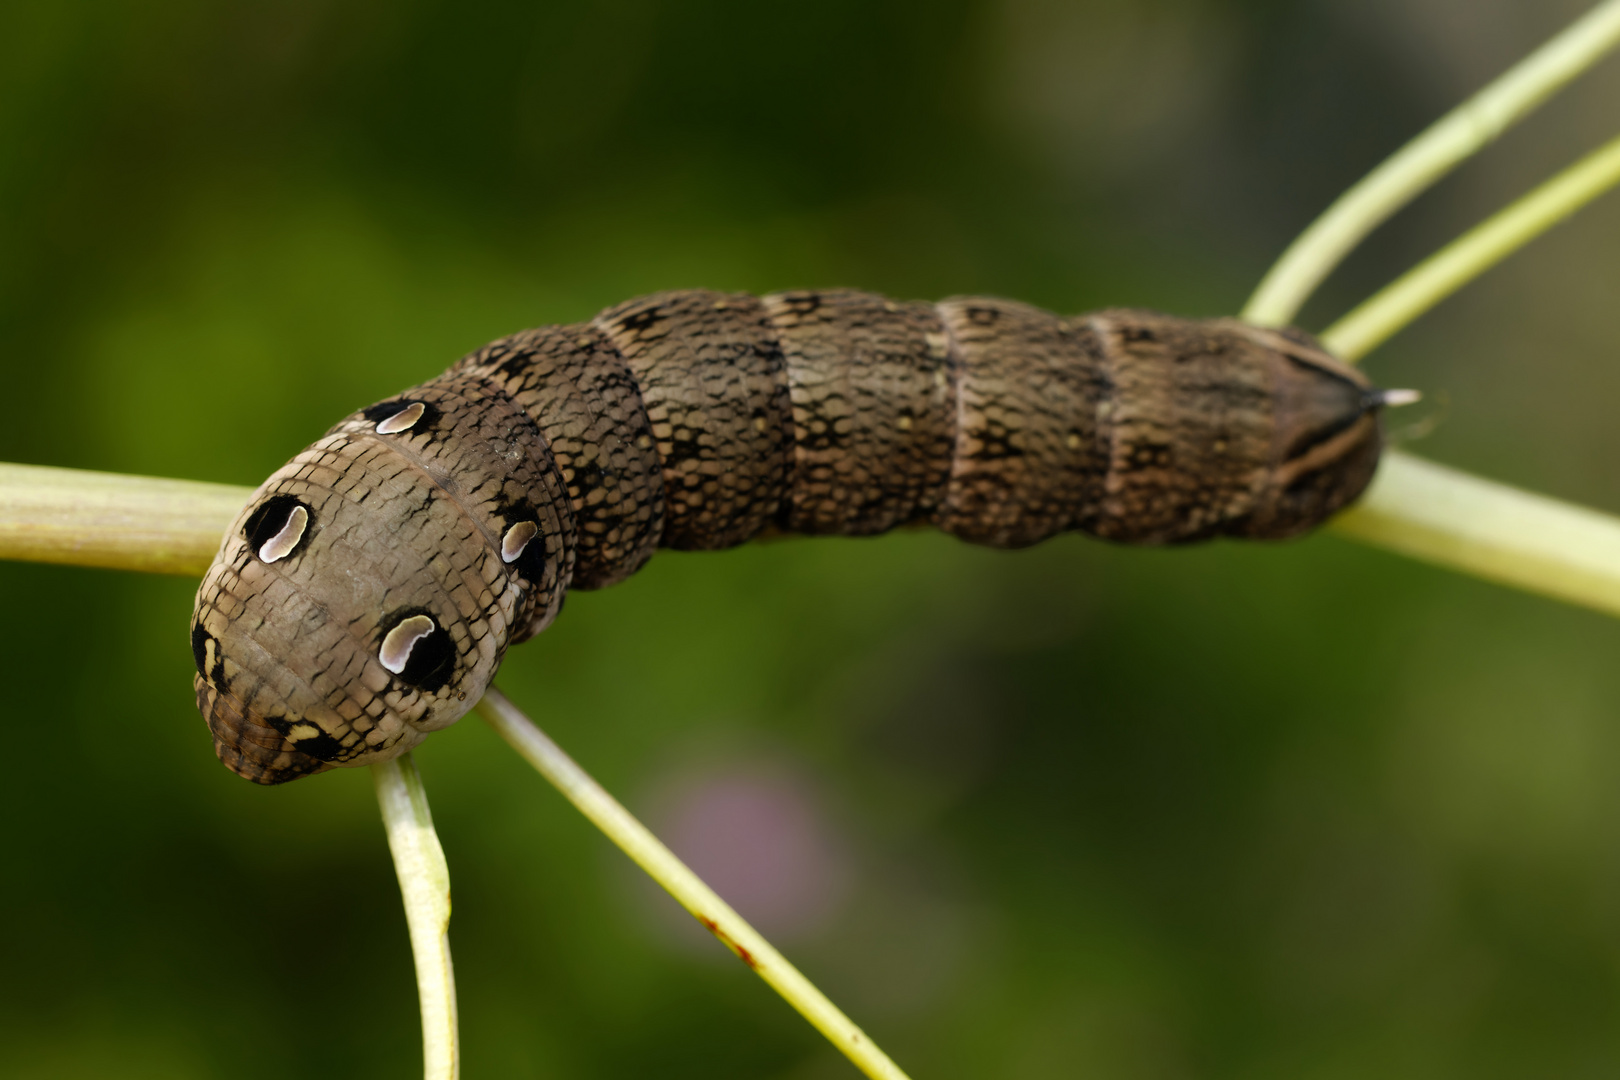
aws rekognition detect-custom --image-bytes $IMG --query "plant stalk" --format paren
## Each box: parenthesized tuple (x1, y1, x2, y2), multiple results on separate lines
(0, 462, 248, 576)
(374, 754, 459, 1080)
(1321, 131, 1620, 362)
(475, 686, 913, 1080)
(1333, 451, 1620, 616)
(1242, 0, 1620, 329)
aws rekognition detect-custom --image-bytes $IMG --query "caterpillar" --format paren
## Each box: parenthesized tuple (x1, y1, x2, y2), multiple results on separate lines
(191, 288, 1394, 784)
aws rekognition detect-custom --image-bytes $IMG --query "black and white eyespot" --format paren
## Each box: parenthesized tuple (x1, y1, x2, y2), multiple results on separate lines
(377, 608, 456, 692)
(374, 401, 426, 434)
(362, 398, 439, 436)
(501, 521, 538, 563)
(380, 614, 434, 672)
(242, 495, 312, 564)
(494, 502, 548, 584)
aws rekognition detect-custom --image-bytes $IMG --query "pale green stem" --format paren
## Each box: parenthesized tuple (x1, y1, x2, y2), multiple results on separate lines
(1321, 131, 1620, 361)
(474, 686, 913, 1080)
(1332, 451, 1620, 617)
(1242, 0, 1620, 328)
(0, 462, 249, 575)
(374, 754, 459, 1080)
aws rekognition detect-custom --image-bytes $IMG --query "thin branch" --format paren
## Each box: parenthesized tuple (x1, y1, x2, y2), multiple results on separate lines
(374, 754, 460, 1080)
(1332, 451, 1620, 617)
(1242, 0, 1620, 329)
(474, 686, 914, 1080)
(0, 462, 249, 576)
(1320, 131, 1620, 362)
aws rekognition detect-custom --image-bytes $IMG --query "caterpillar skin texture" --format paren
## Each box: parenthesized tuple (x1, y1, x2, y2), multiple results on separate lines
(191, 289, 1387, 784)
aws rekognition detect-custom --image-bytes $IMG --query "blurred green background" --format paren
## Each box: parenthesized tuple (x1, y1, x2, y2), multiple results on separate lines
(3, 1, 1620, 1077)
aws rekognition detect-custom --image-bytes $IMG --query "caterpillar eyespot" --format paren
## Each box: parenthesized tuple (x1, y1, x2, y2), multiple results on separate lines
(362, 398, 440, 434)
(191, 288, 1397, 784)
(374, 401, 427, 434)
(241, 495, 310, 564)
(379, 614, 437, 674)
(376, 608, 457, 691)
(501, 521, 539, 563)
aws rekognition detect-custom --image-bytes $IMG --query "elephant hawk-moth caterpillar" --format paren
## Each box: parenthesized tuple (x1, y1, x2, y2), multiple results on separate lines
(191, 288, 1390, 784)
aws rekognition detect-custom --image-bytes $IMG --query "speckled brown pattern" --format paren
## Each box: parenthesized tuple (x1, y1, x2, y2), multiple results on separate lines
(765, 290, 954, 536)
(193, 289, 1385, 783)
(594, 290, 794, 551)
(934, 297, 1109, 547)
(453, 322, 664, 590)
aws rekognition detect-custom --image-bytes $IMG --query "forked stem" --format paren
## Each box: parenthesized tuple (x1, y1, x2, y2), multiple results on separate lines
(474, 686, 913, 1080)
(374, 754, 459, 1080)
(1242, 0, 1620, 328)
(1322, 132, 1620, 361)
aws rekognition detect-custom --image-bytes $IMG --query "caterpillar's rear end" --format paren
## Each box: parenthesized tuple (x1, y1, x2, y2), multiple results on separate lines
(192, 289, 1385, 784)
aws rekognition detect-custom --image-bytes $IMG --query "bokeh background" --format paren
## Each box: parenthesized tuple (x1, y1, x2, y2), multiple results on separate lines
(2, 1, 1620, 1077)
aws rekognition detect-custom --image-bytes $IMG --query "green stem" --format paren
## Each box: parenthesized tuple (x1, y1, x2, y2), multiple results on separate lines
(374, 754, 459, 1080)
(475, 687, 914, 1080)
(0, 462, 249, 576)
(1242, 0, 1620, 329)
(1333, 451, 1620, 617)
(1322, 131, 1620, 361)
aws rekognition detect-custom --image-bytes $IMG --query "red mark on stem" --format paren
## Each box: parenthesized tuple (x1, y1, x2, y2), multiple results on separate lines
(698, 915, 759, 970)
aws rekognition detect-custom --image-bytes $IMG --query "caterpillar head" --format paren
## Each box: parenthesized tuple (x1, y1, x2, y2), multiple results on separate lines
(191, 384, 573, 784)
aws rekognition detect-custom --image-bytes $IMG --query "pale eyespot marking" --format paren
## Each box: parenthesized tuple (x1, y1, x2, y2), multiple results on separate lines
(897, 415, 913, 431)
(502, 521, 539, 563)
(376, 401, 427, 434)
(258, 505, 308, 563)
(380, 614, 437, 673)
(288, 722, 322, 741)
(1066, 432, 1082, 450)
